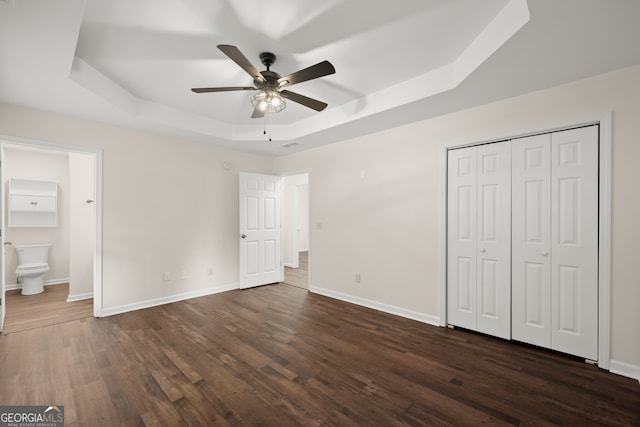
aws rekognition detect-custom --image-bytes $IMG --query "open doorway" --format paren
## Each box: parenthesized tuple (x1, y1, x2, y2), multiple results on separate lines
(1, 141, 98, 333)
(282, 173, 309, 289)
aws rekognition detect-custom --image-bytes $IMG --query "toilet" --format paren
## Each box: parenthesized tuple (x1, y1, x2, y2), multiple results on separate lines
(15, 244, 50, 295)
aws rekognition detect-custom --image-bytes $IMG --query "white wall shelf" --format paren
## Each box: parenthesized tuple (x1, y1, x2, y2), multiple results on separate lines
(8, 178, 58, 227)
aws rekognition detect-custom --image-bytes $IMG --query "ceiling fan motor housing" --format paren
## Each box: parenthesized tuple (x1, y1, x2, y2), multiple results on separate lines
(255, 69, 281, 89)
(259, 52, 276, 69)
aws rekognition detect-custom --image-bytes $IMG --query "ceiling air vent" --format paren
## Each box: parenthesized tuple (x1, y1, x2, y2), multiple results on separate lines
(280, 141, 301, 148)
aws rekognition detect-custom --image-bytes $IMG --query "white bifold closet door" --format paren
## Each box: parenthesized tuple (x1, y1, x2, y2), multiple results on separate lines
(512, 126, 598, 360)
(447, 141, 512, 339)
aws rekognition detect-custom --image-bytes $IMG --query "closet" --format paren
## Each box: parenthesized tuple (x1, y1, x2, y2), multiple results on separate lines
(447, 126, 599, 360)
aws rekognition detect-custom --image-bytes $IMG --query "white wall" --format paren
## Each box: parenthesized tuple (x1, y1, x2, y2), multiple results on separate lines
(297, 184, 309, 252)
(0, 105, 273, 312)
(3, 146, 70, 286)
(282, 174, 309, 267)
(68, 152, 95, 300)
(273, 65, 640, 375)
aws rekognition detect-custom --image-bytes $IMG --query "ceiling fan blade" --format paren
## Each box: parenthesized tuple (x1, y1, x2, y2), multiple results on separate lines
(191, 86, 255, 93)
(280, 90, 328, 111)
(278, 61, 335, 88)
(217, 44, 265, 83)
(251, 109, 265, 119)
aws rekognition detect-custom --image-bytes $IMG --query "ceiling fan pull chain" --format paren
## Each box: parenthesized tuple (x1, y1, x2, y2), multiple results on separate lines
(263, 113, 272, 141)
(264, 114, 274, 142)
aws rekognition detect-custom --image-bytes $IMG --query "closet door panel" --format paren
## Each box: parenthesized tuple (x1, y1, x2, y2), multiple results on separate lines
(447, 147, 477, 330)
(550, 127, 598, 360)
(512, 134, 552, 348)
(476, 142, 511, 339)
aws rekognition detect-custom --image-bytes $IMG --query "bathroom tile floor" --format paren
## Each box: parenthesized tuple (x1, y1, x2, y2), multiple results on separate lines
(2, 283, 93, 334)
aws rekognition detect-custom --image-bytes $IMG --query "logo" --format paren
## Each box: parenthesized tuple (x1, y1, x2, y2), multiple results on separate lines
(0, 405, 64, 426)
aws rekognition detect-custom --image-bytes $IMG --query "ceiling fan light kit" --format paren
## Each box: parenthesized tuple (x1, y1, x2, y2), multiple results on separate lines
(251, 89, 286, 114)
(191, 44, 335, 118)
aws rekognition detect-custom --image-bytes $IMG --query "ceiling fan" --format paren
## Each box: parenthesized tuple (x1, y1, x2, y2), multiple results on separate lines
(191, 44, 336, 118)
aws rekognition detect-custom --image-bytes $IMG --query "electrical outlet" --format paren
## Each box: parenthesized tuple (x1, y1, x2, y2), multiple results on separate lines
(208, 267, 213, 276)
(355, 273, 361, 283)
(163, 272, 171, 281)
(181, 270, 189, 280)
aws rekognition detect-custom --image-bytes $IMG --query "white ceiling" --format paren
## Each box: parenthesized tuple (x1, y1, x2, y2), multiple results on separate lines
(1, 0, 639, 156)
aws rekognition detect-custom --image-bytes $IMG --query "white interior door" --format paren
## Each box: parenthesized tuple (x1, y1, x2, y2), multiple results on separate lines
(239, 172, 282, 289)
(447, 146, 478, 330)
(447, 142, 511, 338)
(0, 145, 5, 332)
(512, 134, 552, 348)
(476, 142, 511, 339)
(550, 127, 598, 360)
(512, 127, 598, 360)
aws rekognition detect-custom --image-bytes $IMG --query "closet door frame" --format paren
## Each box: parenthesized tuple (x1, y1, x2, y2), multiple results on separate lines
(439, 112, 612, 370)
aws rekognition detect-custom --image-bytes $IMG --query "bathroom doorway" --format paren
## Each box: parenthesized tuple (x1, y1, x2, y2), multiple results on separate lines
(282, 173, 309, 289)
(0, 141, 100, 333)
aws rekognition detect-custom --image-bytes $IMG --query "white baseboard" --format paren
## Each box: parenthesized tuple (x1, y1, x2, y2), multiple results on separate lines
(609, 359, 640, 382)
(99, 283, 239, 317)
(309, 286, 441, 327)
(6, 283, 20, 291)
(67, 292, 93, 302)
(5, 278, 69, 291)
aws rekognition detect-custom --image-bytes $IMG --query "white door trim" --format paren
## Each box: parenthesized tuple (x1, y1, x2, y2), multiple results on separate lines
(439, 112, 612, 370)
(0, 146, 5, 332)
(0, 134, 104, 318)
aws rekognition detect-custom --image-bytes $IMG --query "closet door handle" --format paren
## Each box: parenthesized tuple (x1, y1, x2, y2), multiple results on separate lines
(479, 248, 486, 253)
(540, 251, 549, 256)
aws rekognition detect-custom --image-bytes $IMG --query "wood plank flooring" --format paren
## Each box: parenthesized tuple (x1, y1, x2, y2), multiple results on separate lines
(3, 283, 93, 334)
(1, 283, 638, 426)
(284, 251, 308, 289)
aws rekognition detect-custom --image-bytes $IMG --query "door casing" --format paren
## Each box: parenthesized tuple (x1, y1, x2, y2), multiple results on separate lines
(0, 135, 103, 321)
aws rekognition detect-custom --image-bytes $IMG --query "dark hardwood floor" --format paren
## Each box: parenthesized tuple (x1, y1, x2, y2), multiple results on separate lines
(1, 283, 638, 426)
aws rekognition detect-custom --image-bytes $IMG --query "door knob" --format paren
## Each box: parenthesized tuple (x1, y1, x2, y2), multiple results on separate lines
(479, 248, 486, 253)
(241, 234, 247, 239)
(541, 251, 549, 256)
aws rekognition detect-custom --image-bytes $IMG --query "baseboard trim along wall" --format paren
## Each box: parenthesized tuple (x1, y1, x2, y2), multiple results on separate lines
(609, 360, 640, 383)
(99, 283, 239, 317)
(5, 277, 69, 291)
(309, 286, 441, 327)
(67, 292, 93, 302)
